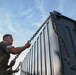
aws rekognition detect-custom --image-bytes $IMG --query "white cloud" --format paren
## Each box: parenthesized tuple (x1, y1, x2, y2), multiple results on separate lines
(57, 0, 76, 19)
(57, 0, 65, 12)
(4, 14, 18, 34)
(0, 33, 3, 41)
(34, 0, 45, 14)
(0, 36, 2, 41)
(22, 8, 33, 16)
(0, 8, 18, 34)
(5, 14, 28, 39)
(34, 0, 48, 23)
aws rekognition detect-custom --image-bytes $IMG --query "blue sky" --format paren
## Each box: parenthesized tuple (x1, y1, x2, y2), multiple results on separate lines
(0, 0, 76, 75)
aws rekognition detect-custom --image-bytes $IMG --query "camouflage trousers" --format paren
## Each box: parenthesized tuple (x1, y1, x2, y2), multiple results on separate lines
(0, 53, 9, 75)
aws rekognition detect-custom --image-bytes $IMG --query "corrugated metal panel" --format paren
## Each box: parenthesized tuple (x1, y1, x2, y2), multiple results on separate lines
(20, 11, 76, 75)
(20, 13, 61, 75)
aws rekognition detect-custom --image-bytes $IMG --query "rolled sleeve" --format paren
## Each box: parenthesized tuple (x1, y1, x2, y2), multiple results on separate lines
(6, 45, 14, 53)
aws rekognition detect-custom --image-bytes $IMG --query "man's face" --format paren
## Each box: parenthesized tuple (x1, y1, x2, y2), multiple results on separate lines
(5, 35, 13, 45)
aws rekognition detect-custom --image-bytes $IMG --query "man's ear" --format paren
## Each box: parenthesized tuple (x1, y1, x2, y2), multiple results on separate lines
(4, 37, 8, 41)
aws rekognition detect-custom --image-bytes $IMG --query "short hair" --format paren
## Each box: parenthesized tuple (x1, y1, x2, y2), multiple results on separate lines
(3, 34, 12, 40)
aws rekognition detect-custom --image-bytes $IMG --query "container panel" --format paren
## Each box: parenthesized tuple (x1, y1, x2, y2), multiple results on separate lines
(32, 46, 35, 75)
(43, 23, 51, 75)
(34, 41, 37, 75)
(40, 31, 46, 75)
(48, 18, 62, 75)
(36, 38, 39, 75)
(38, 36, 41, 75)
(29, 49, 32, 74)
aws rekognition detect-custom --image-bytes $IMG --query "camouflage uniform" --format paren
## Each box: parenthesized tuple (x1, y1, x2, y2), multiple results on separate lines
(6, 69, 12, 75)
(0, 41, 14, 75)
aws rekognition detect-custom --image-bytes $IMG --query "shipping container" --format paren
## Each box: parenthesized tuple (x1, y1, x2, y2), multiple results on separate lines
(20, 11, 76, 75)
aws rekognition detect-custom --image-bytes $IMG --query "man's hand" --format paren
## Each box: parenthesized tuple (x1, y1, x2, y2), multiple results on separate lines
(25, 41, 31, 48)
(9, 60, 15, 67)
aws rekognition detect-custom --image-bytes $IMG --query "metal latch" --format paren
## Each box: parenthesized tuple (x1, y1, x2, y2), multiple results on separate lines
(70, 65, 76, 71)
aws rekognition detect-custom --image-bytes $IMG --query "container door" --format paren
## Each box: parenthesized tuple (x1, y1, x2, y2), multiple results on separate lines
(55, 15, 76, 75)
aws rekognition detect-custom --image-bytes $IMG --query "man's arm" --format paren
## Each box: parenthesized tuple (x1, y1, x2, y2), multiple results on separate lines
(10, 41, 31, 54)
(11, 69, 20, 73)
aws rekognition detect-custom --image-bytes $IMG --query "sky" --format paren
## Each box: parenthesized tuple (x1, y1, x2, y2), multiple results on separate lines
(0, 0, 76, 75)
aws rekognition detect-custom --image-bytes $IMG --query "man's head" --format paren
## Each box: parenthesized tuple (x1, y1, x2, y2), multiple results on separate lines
(3, 34, 13, 45)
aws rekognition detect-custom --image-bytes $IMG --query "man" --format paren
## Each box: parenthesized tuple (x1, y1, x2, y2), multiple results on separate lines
(0, 34, 31, 75)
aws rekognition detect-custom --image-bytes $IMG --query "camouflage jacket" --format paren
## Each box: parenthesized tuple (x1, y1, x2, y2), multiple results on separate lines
(0, 41, 14, 75)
